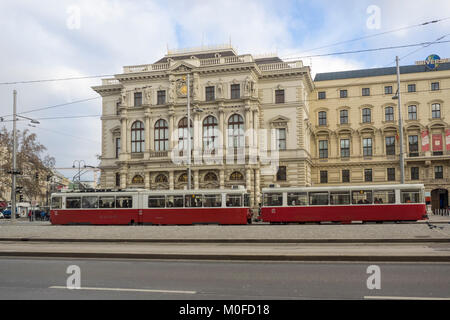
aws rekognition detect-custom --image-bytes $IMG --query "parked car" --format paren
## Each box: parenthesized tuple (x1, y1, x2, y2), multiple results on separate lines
(2, 207, 20, 219)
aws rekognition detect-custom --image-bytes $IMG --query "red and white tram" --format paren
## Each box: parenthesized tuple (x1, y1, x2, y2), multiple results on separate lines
(50, 188, 251, 225)
(260, 184, 427, 223)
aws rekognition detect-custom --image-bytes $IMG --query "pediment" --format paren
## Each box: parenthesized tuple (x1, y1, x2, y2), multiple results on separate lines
(269, 115, 290, 126)
(169, 61, 196, 73)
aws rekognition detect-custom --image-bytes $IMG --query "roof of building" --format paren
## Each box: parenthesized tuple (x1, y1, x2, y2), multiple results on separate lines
(254, 57, 284, 65)
(314, 62, 450, 81)
(154, 50, 237, 64)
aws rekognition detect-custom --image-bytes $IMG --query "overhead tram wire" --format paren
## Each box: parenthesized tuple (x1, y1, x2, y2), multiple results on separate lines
(0, 96, 101, 119)
(281, 16, 450, 58)
(0, 74, 114, 85)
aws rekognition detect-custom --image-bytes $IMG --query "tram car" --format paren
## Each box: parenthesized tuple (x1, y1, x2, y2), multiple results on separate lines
(260, 184, 427, 223)
(50, 188, 251, 225)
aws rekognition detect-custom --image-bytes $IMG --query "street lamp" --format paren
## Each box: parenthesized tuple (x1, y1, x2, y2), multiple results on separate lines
(11, 90, 40, 221)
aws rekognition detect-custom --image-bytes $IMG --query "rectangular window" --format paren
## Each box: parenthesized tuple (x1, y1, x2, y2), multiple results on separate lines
(363, 138, 372, 157)
(277, 128, 286, 150)
(51, 197, 62, 209)
(66, 197, 81, 209)
(330, 192, 350, 205)
(166, 195, 184, 208)
(362, 88, 370, 96)
(435, 166, 443, 179)
(352, 190, 372, 204)
(309, 192, 328, 205)
(374, 190, 395, 204)
(82, 196, 99, 209)
(320, 170, 328, 183)
(385, 136, 395, 155)
(385, 86, 393, 94)
(318, 111, 327, 126)
(387, 168, 396, 181)
(340, 110, 348, 124)
(277, 166, 287, 181)
(407, 84, 416, 92)
(362, 108, 371, 123)
(385, 107, 394, 121)
(288, 192, 308, 206)
(408, 135, 418, 157)
(408, 105, 417, 120)
(99, 196, 115, 208)
(340, 139, 350, 158)
(318, 91, 326, 100)
(340, 90, 347, 98)
(401, 191, 420, 203)
(205, 86, 215, 101)
(364, 169, 372, 182)
(432, 103, 441, 119)
(116, 102, 121, 115)
(116, 196, 133, 208)
(115, 173, 120, 187)
(411, 167, 419, 180)
(342, 169, 350, 183)
(157, 90, 166, 105)
(275, 89, 285, 103)
(231, 84, 240, 99)
(148, 196, 166, 208)
(319, 140, 328, 159)
(203, 194, 222, 207)
(115, 138, 121, 158)
(134, 92, 142, 107)
(431, 82, 440, 91)
(263, 193, 282, 206)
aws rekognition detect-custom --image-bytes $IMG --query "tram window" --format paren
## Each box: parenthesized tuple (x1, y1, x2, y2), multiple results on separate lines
(148, 196, 166, 208)
(373, 190, 395, 204)
(244, 194, 250, 207)
(401, 190, 420, 203)
(288, 192, 307, 206)
(82, 196, 99, 208)
(263, 193, 283, 206)
(99, 197, 115, 208)
(51, 197, 62, 209)
(226, 194, 242, 207)
(116, 196, 132, 208)
(330, 192, 350, 205)
(309, 192, 329, 205)
(184, 195, 202, 207)
(66, 197, 81, 209)
(204, 194, 221, 207)
(167, 195, 183, 208)
(352, 191, 373, 204)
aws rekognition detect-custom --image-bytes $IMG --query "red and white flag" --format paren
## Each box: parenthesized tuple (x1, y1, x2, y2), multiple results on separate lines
(421, 130, 429, 152)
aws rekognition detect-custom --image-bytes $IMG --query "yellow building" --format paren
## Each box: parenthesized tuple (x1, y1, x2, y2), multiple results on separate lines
(312, 60, 450, 211)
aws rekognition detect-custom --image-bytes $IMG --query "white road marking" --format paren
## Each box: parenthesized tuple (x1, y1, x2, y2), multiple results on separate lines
(365, 296, 450, 300)
(49, 286, 196, 294)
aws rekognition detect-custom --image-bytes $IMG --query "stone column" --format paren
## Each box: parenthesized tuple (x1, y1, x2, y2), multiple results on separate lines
(219, 169, 225, 189)
(120, 116, 127, 160)
(255, 168, 261, 206)
(218, 107, 224, 155)
(169, 170, 174, 190)
(144, 171, 150, 189)
(169, 110, 175, 150)
(120, 170, 127, 189)
(245, 105, 252, 150)
(194, 170, 199, 190)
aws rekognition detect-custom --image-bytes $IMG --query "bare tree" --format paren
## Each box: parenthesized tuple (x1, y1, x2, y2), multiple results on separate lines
(0, 126, 55, 203)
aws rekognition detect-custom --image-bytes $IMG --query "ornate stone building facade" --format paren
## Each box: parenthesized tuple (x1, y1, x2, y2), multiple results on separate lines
(93, 46, 449, 211)
(92, 46, 314, 209)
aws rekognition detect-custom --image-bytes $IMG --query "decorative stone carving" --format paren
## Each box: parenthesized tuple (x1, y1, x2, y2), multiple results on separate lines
(217, 79, 224, 99)
(144, 87, 152, 105)
(169, 79, 176, 103)
(121, 91, 127, 105)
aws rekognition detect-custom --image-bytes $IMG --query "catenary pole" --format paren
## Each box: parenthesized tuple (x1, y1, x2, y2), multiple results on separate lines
(396, 56, 405, 184)
(11, 90, 17, 221)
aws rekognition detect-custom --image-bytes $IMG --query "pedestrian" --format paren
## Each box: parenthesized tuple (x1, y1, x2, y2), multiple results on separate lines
(28, 210, 32, 222)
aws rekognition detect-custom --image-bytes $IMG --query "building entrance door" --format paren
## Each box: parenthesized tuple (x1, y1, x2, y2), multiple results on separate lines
(431, 189, 449, 213)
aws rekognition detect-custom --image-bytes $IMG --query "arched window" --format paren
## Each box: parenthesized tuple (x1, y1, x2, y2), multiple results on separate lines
(178, 117, 193, 151)
(230, 171, 244, 181)
(203, 116, 218, 151)
(362, 108, 371, 123)
(227, 114, 244, 148)
(132, 175, 144, 184)
(204, 172, 218, 182)
(154, 119, 168, 151)
(155, 174, 168, 183)
(177, 173, 193, 183)
(131, 121, 145, 153)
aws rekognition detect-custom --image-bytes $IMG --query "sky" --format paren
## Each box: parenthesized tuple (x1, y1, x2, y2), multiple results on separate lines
(0, 0, 449, 181)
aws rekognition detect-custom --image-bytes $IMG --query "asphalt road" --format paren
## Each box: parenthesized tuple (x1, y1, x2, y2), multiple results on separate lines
(0, 257, 449, 300)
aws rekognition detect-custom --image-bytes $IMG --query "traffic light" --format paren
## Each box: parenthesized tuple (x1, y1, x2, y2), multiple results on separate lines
(19, 194, 23, 202)
(35, 173, 39, 180)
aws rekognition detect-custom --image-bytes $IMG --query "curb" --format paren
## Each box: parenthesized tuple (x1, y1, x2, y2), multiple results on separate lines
(0, 238, 449, 244)
(0, 251, 449, 262)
